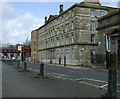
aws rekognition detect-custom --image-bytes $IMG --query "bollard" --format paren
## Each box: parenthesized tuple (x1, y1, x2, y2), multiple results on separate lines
(40, 62, 44, 77)
(24, 61, 27, 71)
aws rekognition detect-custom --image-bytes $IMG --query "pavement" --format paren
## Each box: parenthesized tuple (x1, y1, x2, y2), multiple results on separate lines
(12, 61, 120, 94)
(0, 61, 2, 98)
(2, 61, 108, 98)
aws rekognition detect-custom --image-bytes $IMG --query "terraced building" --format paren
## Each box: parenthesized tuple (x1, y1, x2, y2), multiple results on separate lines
(32, 0, 117, 67)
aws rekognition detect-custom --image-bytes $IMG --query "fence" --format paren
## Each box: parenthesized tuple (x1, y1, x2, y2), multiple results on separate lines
(92, 53, 120, 69)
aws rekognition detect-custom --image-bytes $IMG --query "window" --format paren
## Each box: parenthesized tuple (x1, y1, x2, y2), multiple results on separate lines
(61, 50, 63, 59)
(72, 48, 74, 60)
(33, 32, 36, 35)
(33, 38, 36, 41)
(72, 21, 74, 30)
(61, 37, 63, 45)
(46, 52, 48, 59)
(67, 13, 69, 19)
(91, 10, 95, 17)
(61, 26, 64, 33)
(66, 24, 67, 32)
(53, 50, 55, 59)
(51, 39, 52, 47)
(66, 23, 69, 32)
(34, 44, 36, 47)
(33, 55, 36, 59)
(99, 11, 103, 17)
(91, 50, 96, 63)
(71, 34, 74, 43)
(56, 50, 59, 59)
(66, 14, 67, 20)
(91, 34, 95, 43)
(66, 49, 69, 59)
(66, 36, 69, 45)
(57, 38, 59, 46)
(66, 13, 69, 20)
(72, 10, 74, 17)
(90, 21, 95, 30)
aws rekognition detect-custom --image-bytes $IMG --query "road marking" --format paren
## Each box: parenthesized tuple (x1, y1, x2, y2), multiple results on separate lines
(56, 76, 75, 81)
(55, 76, 120, 93)
(52, 73, 69, 77)
(75, 78, 107, 83)
(40, 71, 120, 93)
(34, 69, 39, 72)
(100, 84, 108, 88)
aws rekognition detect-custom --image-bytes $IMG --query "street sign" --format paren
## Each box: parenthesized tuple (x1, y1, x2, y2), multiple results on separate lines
(106, 33, 111, 52)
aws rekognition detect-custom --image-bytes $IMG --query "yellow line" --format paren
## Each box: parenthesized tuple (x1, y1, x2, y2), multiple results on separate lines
(55, 76, 120, 93)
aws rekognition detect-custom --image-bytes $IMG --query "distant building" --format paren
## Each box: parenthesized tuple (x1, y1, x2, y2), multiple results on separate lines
(0, 44, 21, 59)
(22, 45, 31, 62)
(32, 0, 118, 67)
(97, 9, 120, 68)
(31, 30, 39, 63)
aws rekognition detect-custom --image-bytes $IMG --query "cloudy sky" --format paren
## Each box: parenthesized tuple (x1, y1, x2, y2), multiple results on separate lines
(0, 0, 120, 45)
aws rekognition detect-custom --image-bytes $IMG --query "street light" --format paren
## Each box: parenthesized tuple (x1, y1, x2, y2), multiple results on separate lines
(63, 30, 66, 67)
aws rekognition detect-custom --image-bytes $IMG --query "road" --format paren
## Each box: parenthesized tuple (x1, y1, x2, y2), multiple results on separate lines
(24, 62, 120, 93)
(2, 61, 120, 98)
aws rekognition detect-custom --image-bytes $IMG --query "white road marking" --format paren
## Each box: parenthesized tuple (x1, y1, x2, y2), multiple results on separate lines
(52, 73, 69, 77)
(34, 69, 39, 72)
(100, 83, 120, 88)
(100, 84, 108, 88)
(75, 78, 86, 80)
(75, 78, 107, 83)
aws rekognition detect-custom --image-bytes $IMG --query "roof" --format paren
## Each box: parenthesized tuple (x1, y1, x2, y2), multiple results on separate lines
(37, 2, 118, 31)
(47, 15, 58, 22)
(98, 9, 120, 21)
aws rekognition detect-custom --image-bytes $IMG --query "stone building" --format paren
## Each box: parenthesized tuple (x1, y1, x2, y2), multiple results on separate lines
(118, 1, 120, 8)
(31, 30, 39, 63)
(34, 0, 117, 67)
(97, 9, 120, 69)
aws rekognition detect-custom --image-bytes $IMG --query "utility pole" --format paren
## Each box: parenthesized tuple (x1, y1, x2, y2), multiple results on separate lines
(107, 53, 117, 98)
(106, 34, 117, 98)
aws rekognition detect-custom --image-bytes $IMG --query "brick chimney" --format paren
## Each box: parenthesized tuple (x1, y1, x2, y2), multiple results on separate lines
(45, 16, 47, 24)
(59, 4, 63, 14)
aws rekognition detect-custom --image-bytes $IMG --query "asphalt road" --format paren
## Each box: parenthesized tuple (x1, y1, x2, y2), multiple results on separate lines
(2, 61, 109, 98)
(22, 62, 120, 93)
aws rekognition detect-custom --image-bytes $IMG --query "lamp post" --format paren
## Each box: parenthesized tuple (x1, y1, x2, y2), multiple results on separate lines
(63, 30, 66, 67)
